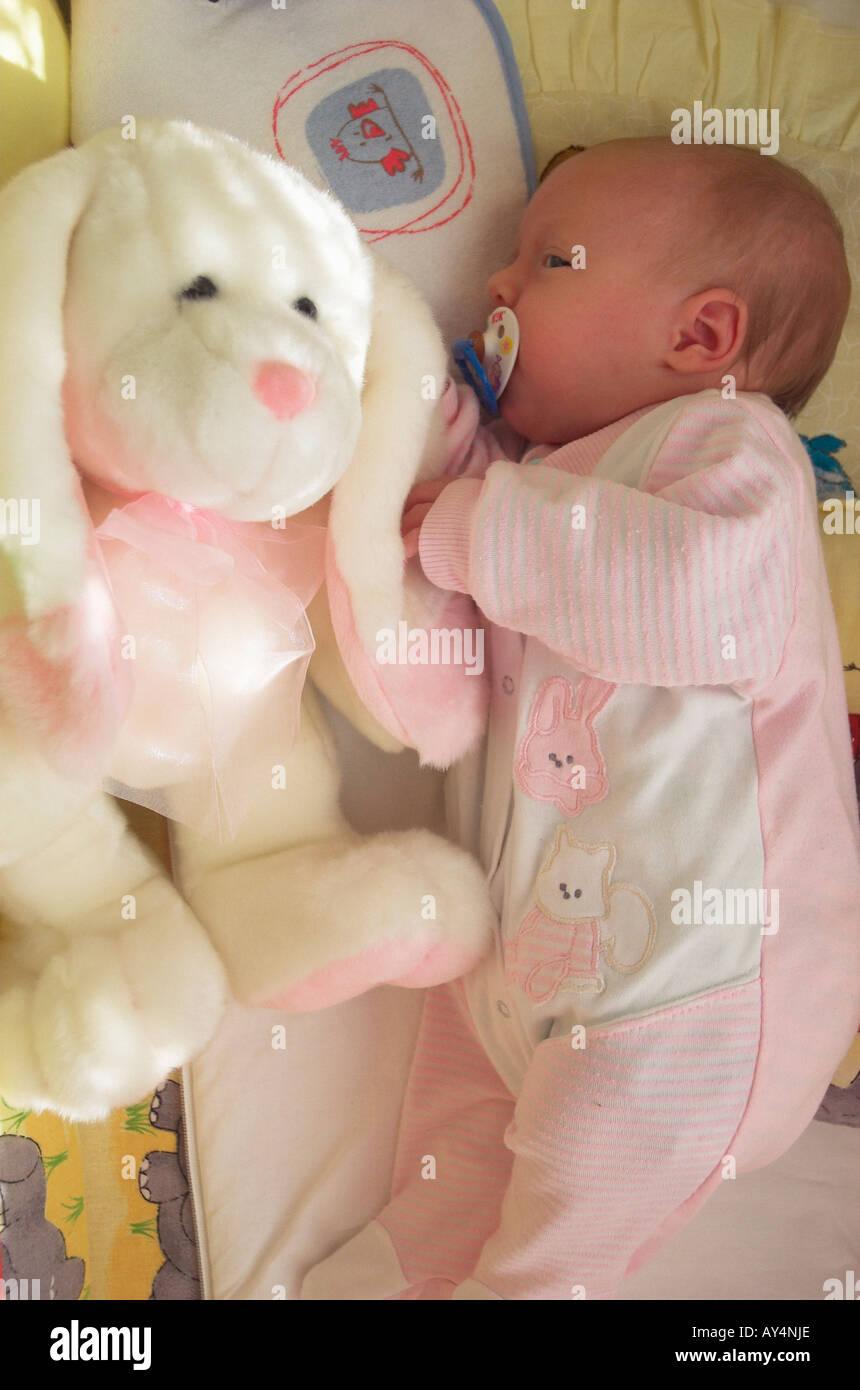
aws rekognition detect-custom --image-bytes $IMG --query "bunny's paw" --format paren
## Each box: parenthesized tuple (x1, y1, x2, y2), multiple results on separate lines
(0, 923, 227, 1121)
(251, 829, 496, 1011)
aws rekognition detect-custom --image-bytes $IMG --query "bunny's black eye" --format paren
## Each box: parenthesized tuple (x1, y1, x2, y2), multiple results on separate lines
(179, 275, 218, 302)
(293, 296, 318, 320)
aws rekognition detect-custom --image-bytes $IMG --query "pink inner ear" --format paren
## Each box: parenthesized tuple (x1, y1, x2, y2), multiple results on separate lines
(533, 679, 566, 734)
(0, 566, 129, 779)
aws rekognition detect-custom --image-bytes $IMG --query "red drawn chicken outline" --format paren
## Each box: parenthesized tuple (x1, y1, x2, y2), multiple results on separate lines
(273, 40, 475, 240)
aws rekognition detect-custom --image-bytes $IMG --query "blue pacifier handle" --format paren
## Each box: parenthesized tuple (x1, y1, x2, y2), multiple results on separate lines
(452, 337, 500, 416)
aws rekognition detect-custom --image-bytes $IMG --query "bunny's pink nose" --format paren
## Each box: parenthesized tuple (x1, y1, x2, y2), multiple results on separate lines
(252, 362, 317, 419)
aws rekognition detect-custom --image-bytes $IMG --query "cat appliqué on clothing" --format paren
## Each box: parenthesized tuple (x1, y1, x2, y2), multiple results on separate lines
(505, 827, 657, 1003)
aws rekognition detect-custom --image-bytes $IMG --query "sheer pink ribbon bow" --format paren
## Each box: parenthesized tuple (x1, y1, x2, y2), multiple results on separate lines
(95, 492, 327, 841)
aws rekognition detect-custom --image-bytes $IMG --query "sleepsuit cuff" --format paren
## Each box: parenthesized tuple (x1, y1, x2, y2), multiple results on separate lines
(418, 477, 483, 594)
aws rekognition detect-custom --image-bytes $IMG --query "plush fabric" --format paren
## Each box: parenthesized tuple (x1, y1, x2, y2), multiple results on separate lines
(0, 120, 495, 1121)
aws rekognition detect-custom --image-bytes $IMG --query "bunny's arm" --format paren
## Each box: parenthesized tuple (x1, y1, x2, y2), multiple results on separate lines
(451, 981, 761, 1301)
(419, 399, 800, 689)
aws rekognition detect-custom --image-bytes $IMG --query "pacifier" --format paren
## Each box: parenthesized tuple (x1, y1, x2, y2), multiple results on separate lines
(452, 307, 519, 415)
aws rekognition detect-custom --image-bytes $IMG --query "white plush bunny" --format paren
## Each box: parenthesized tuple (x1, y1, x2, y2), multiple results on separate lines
(0, 119, 494, 1121)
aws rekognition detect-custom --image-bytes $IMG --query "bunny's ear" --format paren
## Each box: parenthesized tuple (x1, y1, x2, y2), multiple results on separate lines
(0, 139, 103, 621)
(325, 257, 489, 767)
(0, 137, 129, 776)
(328, 255, 447, 650)
(533, 676, 567, 734)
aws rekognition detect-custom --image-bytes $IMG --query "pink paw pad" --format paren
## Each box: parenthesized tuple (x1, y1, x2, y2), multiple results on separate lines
(256, 938, 485, 1012)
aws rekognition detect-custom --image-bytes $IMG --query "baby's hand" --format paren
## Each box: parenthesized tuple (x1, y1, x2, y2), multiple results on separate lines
(401, 477, 453, 559)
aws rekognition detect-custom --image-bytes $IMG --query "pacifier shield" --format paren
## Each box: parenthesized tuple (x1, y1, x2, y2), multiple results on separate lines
(452, 307, 519, 414)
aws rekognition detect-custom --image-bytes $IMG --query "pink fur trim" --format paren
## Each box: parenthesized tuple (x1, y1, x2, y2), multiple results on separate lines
(257, 936, 485, 1011)
(0, 546, 129, 777)
(325, 531, 488, 768)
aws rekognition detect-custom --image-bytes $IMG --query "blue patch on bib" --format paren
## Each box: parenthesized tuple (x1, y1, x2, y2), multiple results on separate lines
(306, 68, 445, 213)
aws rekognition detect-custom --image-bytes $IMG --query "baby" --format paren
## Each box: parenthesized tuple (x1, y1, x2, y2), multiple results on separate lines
(304, 137, 860, 1300)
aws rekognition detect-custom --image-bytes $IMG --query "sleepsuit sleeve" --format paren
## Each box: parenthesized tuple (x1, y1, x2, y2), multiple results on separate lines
(419, 402, 799, 688)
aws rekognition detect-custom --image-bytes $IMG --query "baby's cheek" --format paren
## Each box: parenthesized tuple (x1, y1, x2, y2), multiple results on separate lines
(499, 380, 530, 431)
(508, 358, 557, 422)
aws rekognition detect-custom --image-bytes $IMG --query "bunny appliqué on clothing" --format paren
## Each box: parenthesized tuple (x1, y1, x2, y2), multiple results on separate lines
(515, 673, 612, 816)
(506, 676, 657, 1003)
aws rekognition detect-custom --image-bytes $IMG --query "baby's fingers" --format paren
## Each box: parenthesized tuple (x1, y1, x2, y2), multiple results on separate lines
(401, 502, 434, 537)
(402, 529, 421, 561)
(403, 478, 451, 511)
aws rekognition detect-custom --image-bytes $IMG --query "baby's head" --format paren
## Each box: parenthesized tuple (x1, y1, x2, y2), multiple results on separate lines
(490, 137, 851, 445)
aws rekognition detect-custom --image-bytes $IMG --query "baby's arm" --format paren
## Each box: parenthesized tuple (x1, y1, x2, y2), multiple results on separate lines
(420, 401, 799, 688)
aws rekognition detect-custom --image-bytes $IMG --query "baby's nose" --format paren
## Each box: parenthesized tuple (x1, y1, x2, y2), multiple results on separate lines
(486, 263, 516, 309)
(252, 362, 317, 419)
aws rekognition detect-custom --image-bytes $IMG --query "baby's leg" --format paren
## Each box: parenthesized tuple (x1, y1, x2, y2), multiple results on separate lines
(459, 979, 763, 1299)
(301, 980, 515, 1299)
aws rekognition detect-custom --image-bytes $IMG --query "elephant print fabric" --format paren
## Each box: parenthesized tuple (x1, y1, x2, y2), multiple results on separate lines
(139, 1080, 202, 1301)
(0, 1075, 200, 1300)
(505, 827, 656, 1004)
(515, 675, 613, 817)
(0, 1134, 85, 1300)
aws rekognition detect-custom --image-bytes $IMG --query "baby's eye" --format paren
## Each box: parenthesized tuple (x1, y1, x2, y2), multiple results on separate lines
(542, 253, 570, 269)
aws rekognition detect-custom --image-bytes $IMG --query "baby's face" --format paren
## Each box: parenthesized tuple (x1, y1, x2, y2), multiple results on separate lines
(486, 145, 679, 444)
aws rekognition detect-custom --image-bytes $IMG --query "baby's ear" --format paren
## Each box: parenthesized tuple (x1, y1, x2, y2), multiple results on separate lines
(0, 138, 104, 622)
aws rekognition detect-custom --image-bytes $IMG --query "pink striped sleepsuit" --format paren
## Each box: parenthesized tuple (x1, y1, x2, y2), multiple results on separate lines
(308, 382, 860, 1301)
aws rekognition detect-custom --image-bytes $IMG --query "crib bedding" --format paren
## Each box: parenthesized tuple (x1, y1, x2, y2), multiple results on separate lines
(69, 0, 537, 347)
(2, 0, 859, 1300)
(618, 1117, 860, 1301)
